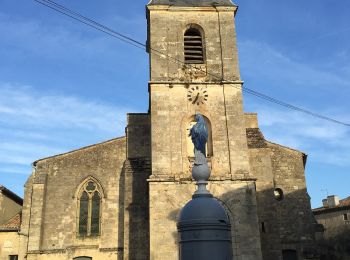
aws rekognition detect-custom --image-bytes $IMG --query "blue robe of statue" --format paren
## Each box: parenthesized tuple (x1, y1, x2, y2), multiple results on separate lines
(189, 114, 208, 165)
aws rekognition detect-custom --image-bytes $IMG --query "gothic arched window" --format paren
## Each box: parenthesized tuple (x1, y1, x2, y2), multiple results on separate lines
(77, 180, 102, 237)
(184, 28, 204, 64)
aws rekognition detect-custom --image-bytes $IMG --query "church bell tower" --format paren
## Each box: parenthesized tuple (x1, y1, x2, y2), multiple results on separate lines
(146, 1, 262, 259)
(147, 0, 252, 180)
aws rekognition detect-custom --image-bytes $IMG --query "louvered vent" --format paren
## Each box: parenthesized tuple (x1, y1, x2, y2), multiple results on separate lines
(184, 29, 204, 64)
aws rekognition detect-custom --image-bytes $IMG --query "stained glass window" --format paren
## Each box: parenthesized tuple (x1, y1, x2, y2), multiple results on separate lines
(79, 191, 89, 236)
(77, 180, 102, 237)
(86, 182, 96, 191)
(91, 192, 100, 235)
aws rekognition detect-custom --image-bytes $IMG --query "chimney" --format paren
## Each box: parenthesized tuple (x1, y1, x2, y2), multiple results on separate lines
(327, 195, 340, 207)
(322, 199, 328, 207)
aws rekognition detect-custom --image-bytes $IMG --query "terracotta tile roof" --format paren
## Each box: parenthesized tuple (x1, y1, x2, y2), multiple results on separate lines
(313, 196, 350, 215)
(340, 197, 350, 207)
(0, 212, 21, 231)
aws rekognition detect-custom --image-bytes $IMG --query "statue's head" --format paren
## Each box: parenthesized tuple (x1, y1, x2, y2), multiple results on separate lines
(195, 113, 205, 124)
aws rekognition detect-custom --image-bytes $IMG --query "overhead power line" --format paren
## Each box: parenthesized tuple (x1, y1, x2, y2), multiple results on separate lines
(33, 0, 350, 127)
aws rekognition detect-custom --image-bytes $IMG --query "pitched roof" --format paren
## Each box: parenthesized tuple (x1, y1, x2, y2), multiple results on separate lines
(148, 0, 236, 7)
(0, 212, 21, 231)
(245, 128, 306, 154)
(313, 196, 350, 215)
(33, 136, 126, 166)
(0, 186, 23, 205)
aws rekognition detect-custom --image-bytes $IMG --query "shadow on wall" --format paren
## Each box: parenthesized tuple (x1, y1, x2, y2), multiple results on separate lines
(117, 165, 125, 260)
(256, 187, 320, 260)
(125, 159, 151, 260)
(318, 229, 350, 260)
(166, 185, 321, 260)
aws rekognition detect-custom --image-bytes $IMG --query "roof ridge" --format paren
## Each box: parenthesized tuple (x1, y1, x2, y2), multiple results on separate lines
(33, 136, 126, 165)
(148, 0, 236, 7)
(265, 140, 306, 155)
(0, 186, 23, 205)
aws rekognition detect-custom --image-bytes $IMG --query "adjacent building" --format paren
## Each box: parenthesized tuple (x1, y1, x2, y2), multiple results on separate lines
(1, 0, 320, 259)
(0, 186, 22, 260)
(313, 195, 350, 260)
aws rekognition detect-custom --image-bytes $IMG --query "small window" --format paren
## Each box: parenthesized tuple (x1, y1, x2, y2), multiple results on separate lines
(344, 214, 348, 221)
(184, 28, 204, 64)
(78, 181, 102, 237)
(274, 188, 284, 201)
(9, 256, 18, 260)
(261, 222, 266, 233)
(73, 257, 92, 260)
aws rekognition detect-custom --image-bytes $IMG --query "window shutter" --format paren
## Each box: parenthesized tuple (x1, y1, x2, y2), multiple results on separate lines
(184, 29, 204, 64)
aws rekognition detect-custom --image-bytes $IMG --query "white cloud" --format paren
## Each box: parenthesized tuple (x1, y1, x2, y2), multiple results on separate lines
(0, 12, 136, 60)
(252, 103, 350, 167)
(239, 40, 350, 88)
(238, 39, 350, 167)
(0, 83, 131, 168)
(0, 164, 31, 175)
(0, 84, 128, 133)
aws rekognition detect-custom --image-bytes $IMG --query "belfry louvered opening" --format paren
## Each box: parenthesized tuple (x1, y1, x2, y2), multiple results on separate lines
(184, 28, 204, 64)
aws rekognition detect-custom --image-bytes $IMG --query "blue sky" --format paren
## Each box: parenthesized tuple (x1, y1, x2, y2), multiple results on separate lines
(0, 0, 349, 208)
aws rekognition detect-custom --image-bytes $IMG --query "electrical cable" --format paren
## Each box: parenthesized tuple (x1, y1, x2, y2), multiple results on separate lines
(33, 0, 145, 50)
(33, 0, 350, 127)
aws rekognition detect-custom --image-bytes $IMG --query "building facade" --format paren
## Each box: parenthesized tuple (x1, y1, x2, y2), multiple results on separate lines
(314, 195, 350, 260)
(0, 186, 23, 260)
(2, 0, 320, 259)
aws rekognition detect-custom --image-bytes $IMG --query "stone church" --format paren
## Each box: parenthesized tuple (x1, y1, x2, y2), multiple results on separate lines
(1, 0, 320, 259)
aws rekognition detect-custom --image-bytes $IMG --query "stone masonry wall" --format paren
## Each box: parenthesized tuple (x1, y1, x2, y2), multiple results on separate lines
(268, 142, 316, 250)
(22, 137, 126, 260)
(247, 125, 318, 260)
(0, 193, 22, 225)
(149, 83, 251, 181)
(147, 5, 251, 181)
(19, 174, 34, 259)
(147, 5, 259, 260)
(127, 113, 151, 159)
(123, 158, 151, 260)
(315, 210, 350, 259)
(0, 231, 20, 260)
(124, 113, 152, 260)
(147, 6, 240, 82)
(149, 180, 263, 260)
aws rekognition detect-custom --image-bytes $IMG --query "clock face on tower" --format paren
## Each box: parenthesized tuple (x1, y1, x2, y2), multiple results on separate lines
(187, 86, 208, 105)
